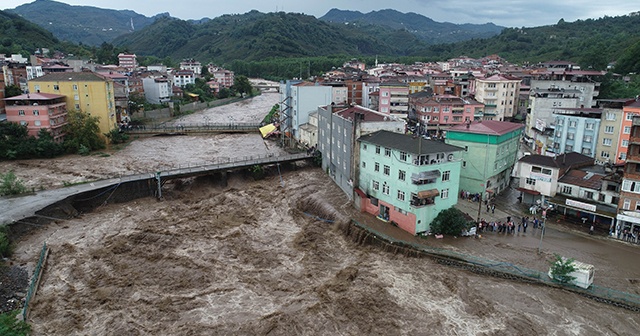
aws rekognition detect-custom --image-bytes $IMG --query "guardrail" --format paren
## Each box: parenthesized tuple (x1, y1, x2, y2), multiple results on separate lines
(21, 242, 49, 321)
(122, 122, 262, 134)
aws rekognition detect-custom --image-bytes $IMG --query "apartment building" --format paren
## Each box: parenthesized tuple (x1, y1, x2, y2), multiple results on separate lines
(3, 92, 68, 141)
(473, 74, 520, 121)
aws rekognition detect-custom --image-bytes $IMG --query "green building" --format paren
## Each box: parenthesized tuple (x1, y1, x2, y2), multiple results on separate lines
(446, 120, 524, 200)
(355, 130, 464, 235)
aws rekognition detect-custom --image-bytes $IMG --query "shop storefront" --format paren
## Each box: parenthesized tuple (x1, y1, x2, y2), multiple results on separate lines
(549, 196, 616, 233)
(615, 212, 640, 243)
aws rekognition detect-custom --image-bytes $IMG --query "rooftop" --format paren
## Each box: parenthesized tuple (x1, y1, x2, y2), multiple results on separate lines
(30, 71, 110, 82)
(558, 169, 603, 190)
(518, 152, 594, 169)
(335, 105, 400, 122)
(448, 120, 523, 135)
(3, 92, 65, 101)
(358, 130, 464, 155)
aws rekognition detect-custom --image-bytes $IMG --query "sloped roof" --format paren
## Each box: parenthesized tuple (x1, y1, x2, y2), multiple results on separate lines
(358, 130, 464, 155)
(335, 105, 399, 122)
(3, 92, 65, 101)
(518, 152, 594, 169)
(29, 71, 109, 82)
(559, 169, 603, 190)
(449, 120, 523, 135)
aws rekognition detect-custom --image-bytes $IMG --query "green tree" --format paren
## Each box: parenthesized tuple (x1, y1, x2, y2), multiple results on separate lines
(0, 310, 31, 336)
(4, 85, 22, 98)
(549, 254, 577, 284)
(232, 75, 253, 97)
(105, 129, 129, 144)
(0, 171, 27, 196)
(615, 40, 640, 74)
(429, 207, 472, 236)
(63, 110, 105, 154)
(201, 65, 212, 81)
(0, 226, 12, 258)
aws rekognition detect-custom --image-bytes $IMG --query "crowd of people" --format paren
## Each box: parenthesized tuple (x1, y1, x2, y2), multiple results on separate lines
(476, 216, 544, 235)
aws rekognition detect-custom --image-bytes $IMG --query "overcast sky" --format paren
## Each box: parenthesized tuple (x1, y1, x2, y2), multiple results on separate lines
(2, 0, 638, 28)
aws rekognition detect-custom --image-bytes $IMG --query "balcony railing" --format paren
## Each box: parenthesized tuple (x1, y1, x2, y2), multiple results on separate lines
(627, 154, 640, 163)
(630, 136, 640, 145)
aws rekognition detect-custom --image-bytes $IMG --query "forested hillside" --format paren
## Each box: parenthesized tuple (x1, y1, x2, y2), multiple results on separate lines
(10, 0, 162, 45)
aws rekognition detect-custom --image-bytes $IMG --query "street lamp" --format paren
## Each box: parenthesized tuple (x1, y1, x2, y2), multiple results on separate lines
(538, 208, 547, 253)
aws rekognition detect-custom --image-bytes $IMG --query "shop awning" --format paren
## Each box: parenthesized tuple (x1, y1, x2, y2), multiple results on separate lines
(417, 189, 440, 198)
(411, 170, 440, 182)
(516, 187, 541, 195)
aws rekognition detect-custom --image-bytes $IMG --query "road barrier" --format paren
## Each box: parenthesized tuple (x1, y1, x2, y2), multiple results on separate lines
(21, 242, 49, 321)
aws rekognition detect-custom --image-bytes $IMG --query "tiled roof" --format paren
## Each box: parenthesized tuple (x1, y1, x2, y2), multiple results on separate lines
(30, 71, 109, 82)
(518, 152, 594, 169)
(448, 120, 523, 135)
(559, 169, 603, 190)
(335, 106, 399, 122)
(358, 130, 464, 155)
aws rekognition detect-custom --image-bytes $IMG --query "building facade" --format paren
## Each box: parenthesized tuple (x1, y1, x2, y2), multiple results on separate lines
(356, 130, 464, 235)
(551, 108, 602, 158)
(3, 92, 68, 141)
(473, 74, 520, 121)
(617, 116, 640, 243)
(117, 53, 137, 72)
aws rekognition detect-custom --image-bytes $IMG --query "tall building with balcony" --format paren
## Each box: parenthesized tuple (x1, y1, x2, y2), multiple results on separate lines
(179, 59, 202, 76)
(616, 99, 640, 163)
(356, 130, 464, 235)
(473, 74, 520, 121)
(596, 99, 627, 165)
(117, 53, 137, 72)
(377, 82, 409, 118)
(409, 94, 483, 134)
(28, 72, 117, 135)
(3, 92, 68, 141)
(551, 107, 602, 158)
(616, 115, 640, 241)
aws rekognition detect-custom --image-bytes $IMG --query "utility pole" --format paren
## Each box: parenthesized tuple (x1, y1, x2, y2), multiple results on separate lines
(538, 210, 547, 253)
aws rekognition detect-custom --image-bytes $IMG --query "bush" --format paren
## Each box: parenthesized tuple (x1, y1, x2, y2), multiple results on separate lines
(0, 171, 27, 196)
(0, 227, 11, 258)
(250, 165, 265, 180)
(0, 310, 31, 336)
(105, 129, 129, 144)
(549, 254, 577, 284)
(429, 207, 472, 236)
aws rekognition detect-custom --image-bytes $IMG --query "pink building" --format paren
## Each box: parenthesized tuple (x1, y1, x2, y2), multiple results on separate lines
(409, 93, 483, 132)
(209, 67, 234, 88)
(3, 93, 68, 141)
(118, 53, 137, 72)
(377, 82, 409, 116)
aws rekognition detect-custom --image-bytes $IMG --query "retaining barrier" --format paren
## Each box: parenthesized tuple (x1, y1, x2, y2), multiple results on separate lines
(347, 219, 640, 312)
(21, 242, 49, 321)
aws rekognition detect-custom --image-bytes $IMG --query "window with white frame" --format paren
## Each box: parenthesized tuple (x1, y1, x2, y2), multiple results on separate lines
(585, 123, 594, 130)
(18, 110, 25, 115)
(375, 146, 381, 154)
(622, 180, 640, 193)
(397, 190, 405, 201)
(626, 113, 636, 121)
(373, 180, 379, 191)
(384, 148, 391, 157)
(440, 188, 449, 199)
(604, 126, 614, 134)
(567, 133, 575, 140)
(623, 199, 630, 210)
(383, 165, 390, 176)
(569, 120, 577, 127)
(601, 151, 610, 159)
(562, 186, 572, 194)
(525, 178, 536, 185)
(620, 152, 627, 160)
(382, 183, 390, 195)
(374, 162, 380, 172)
(606, 112, 616, 121)
(603, 138, 612, 146)
(622, 140, 629, 147)
(584, 135, 592, 143)
(442, 170, 450, 182)
(583, 191, 594, 199)
(362, 161, 366, 168)
(400, 151, 407, 161)
(398, 170, 406, 181)
(624, 126, 631, 134)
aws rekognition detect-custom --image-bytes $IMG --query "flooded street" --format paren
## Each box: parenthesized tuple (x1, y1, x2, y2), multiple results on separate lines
(3, 90, 640, 334)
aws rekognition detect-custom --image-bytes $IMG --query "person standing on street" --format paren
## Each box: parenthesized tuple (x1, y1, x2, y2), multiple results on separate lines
(589, 224, 595, 235)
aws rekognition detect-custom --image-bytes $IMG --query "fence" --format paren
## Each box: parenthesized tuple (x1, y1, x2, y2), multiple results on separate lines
(349, 219, 640, 311)
(21, 242, 49, 321)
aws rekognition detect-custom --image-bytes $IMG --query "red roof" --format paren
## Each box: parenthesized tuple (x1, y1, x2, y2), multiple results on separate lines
(335, 106, 394, 122)
(558, 170, 603, 190)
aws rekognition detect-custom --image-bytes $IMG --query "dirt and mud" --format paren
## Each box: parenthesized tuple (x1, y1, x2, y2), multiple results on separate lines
(2, 89, 639, 334)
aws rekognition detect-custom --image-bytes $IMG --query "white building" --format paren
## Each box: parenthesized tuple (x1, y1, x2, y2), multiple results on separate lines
(142, 77, 171, 104)
(279, 81, 333, 142)
(473, 74, 521, 121)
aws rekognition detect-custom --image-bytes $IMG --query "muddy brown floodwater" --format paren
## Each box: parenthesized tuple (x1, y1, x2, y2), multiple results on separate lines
(3, 89, 640, 335)
(12, 169, 640, 335)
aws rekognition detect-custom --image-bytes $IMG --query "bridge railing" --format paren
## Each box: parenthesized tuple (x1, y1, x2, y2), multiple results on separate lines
(123, 122, 262, 133)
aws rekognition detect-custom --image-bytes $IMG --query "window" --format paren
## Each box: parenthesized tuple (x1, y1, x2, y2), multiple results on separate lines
(566, 145, 573, 151)
(375, 146, 381, 154)
(400, 151, 407, 161)
(622, 140, 629, 147)
(397, 190, 405, 201)
(73, 84, 78, 90)
(398, 170, 406, 181)
(604, 126, 614, 134)
(442, 170, 450, 182)
(624, 126, 631, 134)
(440, 188, 449, 199)
(34, 120, 42, 126)
(384, 148, 391, 157)
(567, 133, 575, 140)
(462, 161, 466, 168)
(362, 144, 367, 151)
(584, 135, 592, 143)
(374, 162, 380, 172)
(626, 113, 635, 121)
(584, 191, 594, 199)
(464, 146, 468, 152)
(557, 119, 564, 125)
(585, 123, 594, 130)
(373, 180, 379, 191)
(53, 85, 59, 90)
(18, 110, 25, 116)
(623, 199, 630, 210)
(542, 168, 552, 175)
(33, 110, 39, 115)
(602, 138, 612, 146)
(620, 152, 627, 160)
(382, 183, 390, 195)
(562, 186, 572, 194)
(362, 162, 367, 168)
(383, 165, 390, 176)
(525, 178, 536, 186)
(75, 104, 80, 110)
(606, 112, 616, 121)
(569, 120, 577, 127)
(20, 121, 27, 126)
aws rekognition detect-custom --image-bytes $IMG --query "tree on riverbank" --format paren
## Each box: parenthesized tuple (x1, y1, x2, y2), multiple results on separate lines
(429, 207, 472, 236)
